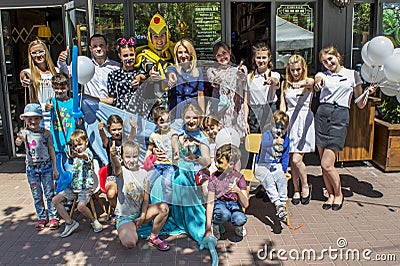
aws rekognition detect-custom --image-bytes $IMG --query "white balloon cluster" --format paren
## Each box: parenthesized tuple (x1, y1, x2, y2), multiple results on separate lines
(361, 36, 400, 102)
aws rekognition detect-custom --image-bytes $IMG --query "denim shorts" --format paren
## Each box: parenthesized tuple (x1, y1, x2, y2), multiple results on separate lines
(59, 188, 92, 204)
(115, 212, 141, 230)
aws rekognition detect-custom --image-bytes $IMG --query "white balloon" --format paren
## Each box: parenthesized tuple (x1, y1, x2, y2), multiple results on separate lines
(361, 41, 374, 66)
(77, 56, 95, 84)
(396, 93, 400, 103)
(367, 36, 394, 65)
(394, 48, 400, 55)
(215, 128, 240, 149)
(383, 54, 400, 82)
(361, 64, 374, 83)
(380, 86, 398, 96)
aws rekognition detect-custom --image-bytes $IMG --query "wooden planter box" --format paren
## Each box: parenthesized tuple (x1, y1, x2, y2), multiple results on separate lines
(337, 98, 378, 162)
(372, 118, 400, 172)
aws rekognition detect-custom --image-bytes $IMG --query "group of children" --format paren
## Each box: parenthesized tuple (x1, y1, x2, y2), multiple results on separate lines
(16, 34, 312, 248)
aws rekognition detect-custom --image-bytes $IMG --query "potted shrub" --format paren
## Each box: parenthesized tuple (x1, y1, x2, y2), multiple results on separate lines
(373, 95, 400, 172)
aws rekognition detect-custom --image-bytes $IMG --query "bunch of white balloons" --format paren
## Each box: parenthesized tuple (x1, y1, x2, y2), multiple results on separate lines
(361, 36, 400, 102)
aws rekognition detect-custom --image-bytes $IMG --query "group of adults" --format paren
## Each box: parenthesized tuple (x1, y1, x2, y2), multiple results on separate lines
(20, 12, 377, 243)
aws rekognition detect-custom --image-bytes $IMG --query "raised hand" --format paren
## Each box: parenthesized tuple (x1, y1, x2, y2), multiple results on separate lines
(228, 177, 240, 193)
(45, 100, 54, 112)
(150, 65, 160, 81)
(110, 140, 117, 157)
(168, 72, 178, 88)
(98, 118, 105, 131)
(20, 71, 31, 87)
(130, 116, 137, 129)
(58, 46, 69, 62)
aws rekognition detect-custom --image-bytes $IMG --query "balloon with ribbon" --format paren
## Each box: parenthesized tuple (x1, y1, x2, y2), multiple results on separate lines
(379, 81, 400, 96)
(361, 64, 385, 84)
(367, 36, 394, 66)
(383, 54, 400, 82)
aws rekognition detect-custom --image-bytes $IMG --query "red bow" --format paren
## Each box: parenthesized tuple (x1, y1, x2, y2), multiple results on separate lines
(118, 37, 135, 47)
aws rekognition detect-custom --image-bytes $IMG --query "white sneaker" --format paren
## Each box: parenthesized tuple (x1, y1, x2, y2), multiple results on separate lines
(234, 225, 247, 237)
(212, 224, 221, 240)
(91, 219, 103, 233)
(60, 220, 79, 238)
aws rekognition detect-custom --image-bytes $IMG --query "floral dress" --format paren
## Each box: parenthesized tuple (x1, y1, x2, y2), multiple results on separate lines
(207, 63, 248, 139)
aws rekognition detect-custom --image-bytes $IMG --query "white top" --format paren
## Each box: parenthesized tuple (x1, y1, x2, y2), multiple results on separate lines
(115, 167, 148, 217)
(58, 57, 120, 98)
(85, 58, 120, 98)
(315, 67, 362, 108)
(245, 69, 281, 105)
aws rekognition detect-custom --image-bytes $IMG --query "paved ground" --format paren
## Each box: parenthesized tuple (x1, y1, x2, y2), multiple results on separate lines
(0, 159, 399, 265)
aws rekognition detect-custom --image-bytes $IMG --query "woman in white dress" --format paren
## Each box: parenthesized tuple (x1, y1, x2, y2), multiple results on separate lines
(280, 54, 315, 205)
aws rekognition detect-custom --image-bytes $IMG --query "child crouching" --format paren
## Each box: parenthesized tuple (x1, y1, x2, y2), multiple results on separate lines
(205, 144, 249, 239)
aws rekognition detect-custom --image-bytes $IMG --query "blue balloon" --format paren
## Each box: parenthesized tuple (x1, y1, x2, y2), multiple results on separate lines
(55, 153, 73, 193)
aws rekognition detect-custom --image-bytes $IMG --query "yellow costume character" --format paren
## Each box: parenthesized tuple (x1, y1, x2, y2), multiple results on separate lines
(135, 14, 174, 89)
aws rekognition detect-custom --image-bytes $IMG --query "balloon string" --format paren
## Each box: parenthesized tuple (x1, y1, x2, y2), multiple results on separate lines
(354, 89, 369, 104)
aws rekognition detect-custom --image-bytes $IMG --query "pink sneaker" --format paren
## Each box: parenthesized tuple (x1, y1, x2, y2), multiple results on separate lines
(35, 219, 46, 231)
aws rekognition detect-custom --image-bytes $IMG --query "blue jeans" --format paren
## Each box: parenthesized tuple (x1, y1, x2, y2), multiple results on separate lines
(149, 164, 176, 204)
(26, 160, 57, 220)
(212, 200, 247, 226)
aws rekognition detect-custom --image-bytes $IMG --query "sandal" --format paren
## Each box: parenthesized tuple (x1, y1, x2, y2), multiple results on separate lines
(49, 218, 59, 230)
(35, 219, 47, 231)
(148, 235, 170, 251)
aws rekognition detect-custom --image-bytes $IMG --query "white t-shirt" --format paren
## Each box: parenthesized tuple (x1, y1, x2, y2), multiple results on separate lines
(315, 67, 362, 108)
(246, 69, 281, 105)
(58, 57, 120, 99)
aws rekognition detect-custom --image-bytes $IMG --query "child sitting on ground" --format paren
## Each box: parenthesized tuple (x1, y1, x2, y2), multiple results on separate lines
(254, 110, 290, 223)
(145, 106, 179, 204)
(110, 139, 170, 250)
(52, 129, 103, 237)
(205, 144, 249, 240)
(16, 103, 59, 230)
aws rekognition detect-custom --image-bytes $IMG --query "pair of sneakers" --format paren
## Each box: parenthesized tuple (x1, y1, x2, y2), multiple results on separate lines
(276, 205, 288, 223)
(60, 219, 103, 238)
(212, 224, 247, 239)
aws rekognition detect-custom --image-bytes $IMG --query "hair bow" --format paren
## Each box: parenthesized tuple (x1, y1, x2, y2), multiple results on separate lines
(118, 37, 135, 47)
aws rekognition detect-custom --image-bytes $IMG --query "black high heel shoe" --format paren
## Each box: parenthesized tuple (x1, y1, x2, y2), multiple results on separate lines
(301, 184, 312, 205)
(332, 198, 344, 211)
(322, 203, 332, 210)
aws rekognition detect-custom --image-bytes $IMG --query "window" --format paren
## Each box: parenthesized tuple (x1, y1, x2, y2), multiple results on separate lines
(133, 2, 221, 60)
(352, 2, 375, 69)
(94, 3, 124, 60)
(275, 3, 315, 73)
(382, 3, 400, 48)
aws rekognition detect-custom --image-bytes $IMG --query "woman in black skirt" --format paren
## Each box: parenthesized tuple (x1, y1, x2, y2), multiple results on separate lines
(314, 46, 376, 211)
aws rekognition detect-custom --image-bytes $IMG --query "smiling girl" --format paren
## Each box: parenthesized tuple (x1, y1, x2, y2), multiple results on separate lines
(20, 39, 59, 129)
(280, 54, 315, 206)
(107, 37, 148, 114)
(245, 42, 280, 134)
(314, 46, 377, 211)
(167, 39, 204, 119)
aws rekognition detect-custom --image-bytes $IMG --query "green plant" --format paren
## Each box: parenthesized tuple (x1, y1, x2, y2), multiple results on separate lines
(379, 95, 400, 124)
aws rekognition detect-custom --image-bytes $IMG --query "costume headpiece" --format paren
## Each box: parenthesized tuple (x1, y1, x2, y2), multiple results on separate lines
(147, 13, 171, 53)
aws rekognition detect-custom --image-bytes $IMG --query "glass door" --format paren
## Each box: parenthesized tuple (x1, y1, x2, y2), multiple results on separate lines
(0, 10, 16, 157)
(64, 0, 89, 55)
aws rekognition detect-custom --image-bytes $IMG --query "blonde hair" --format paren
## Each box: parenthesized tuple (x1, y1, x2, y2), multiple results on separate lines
(182, 102, 203, 119)
(173, 39, 199, 77)
(70, 129, 88, 142)
(319, 45, 343, 65)
(249, 42, 273, 83)
(273, 110, 289, 128)
(283, 54, 308, 94)
(28, 39, 57, 102)
(122, 139, 140, 155)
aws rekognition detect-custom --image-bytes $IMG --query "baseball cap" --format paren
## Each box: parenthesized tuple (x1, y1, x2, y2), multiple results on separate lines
(20, 103, 43, 119)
